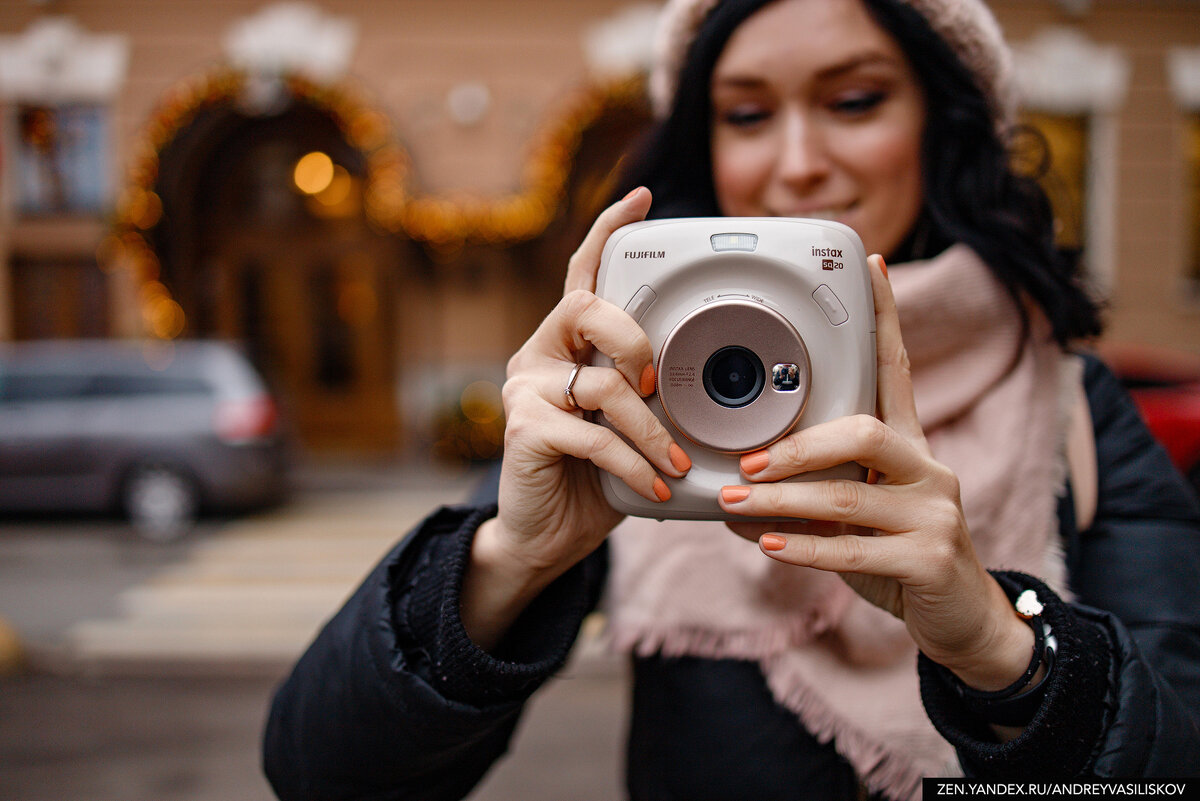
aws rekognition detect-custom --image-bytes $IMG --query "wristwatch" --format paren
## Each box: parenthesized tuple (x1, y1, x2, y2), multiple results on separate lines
(952, 589, 1058, 727)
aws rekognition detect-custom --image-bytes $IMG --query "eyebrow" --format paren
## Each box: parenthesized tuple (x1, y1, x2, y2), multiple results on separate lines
(712, 52, 903, 90)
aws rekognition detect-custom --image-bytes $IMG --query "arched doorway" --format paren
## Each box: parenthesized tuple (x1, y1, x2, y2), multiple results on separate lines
(151, 98, 403, 453)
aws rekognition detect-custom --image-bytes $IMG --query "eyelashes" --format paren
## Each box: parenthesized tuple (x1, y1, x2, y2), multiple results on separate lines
(718, 107, 771, 128)
(829, 90, 887, 115)
(714, 90, 890, 130)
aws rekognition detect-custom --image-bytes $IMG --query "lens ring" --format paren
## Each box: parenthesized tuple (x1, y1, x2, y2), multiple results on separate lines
(657, 298, 810, 453)
(703, 346, 765, 408)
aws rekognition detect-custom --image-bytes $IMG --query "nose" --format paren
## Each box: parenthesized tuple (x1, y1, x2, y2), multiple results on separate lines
(776, 107, 831, 190)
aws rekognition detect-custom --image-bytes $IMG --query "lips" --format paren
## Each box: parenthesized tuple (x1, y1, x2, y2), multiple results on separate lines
(773, 205, 854, 221)
(796, 209, 842, 221)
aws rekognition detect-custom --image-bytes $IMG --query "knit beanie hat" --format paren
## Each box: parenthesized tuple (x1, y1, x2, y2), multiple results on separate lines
(649, 0, 1016, 128)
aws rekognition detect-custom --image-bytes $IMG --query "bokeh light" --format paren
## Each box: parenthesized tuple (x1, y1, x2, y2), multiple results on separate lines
(314, 165, 353, 206)
(293, 151, 334, 195)
(461, 381, 502, 424)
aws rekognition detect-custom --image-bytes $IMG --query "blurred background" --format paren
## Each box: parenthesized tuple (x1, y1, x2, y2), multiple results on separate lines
(0, 1, 1199, 799)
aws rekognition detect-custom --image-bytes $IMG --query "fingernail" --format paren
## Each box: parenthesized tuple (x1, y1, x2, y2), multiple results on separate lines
(653, 477, 671, 502)
(669, 443, 692, 473)
(878, 255, 888, 279)
(761, 534, 787, 551)
(740, 451, 769, 475)
(622, 186, 643, 203)
(720, 486, 751, 504)
(866, 468, 879, 485)
(640, 364, 656, 396)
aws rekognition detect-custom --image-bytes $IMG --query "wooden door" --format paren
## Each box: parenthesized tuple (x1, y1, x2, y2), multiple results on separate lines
(212, 231, 399, 454)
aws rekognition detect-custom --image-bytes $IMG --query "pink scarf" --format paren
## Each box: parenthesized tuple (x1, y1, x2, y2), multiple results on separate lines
(607, 245, 1078, 800)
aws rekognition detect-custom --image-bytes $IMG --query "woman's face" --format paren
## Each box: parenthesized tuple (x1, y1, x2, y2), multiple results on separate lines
(710, 0, 926, 259)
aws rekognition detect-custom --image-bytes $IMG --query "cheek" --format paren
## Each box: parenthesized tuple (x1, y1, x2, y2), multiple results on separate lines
(855, 126, 923, 201)
(847, 126, 924, 250)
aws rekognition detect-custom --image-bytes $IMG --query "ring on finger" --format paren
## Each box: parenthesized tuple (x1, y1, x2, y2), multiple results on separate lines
(563, 362, 586, 409)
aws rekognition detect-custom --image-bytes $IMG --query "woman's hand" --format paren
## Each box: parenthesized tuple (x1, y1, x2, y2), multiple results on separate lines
(462, 188, 691, 649)
(720, 255, 1035, 693)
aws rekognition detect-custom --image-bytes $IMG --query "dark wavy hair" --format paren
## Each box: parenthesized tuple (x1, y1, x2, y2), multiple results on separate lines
(622, 0, 1103, 344)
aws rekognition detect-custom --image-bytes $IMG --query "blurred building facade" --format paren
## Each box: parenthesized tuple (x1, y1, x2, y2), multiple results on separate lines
(0, 0, 1198, 457)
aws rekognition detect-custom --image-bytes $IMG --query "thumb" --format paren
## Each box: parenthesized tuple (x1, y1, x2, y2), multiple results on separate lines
(564, 187, 652, 294)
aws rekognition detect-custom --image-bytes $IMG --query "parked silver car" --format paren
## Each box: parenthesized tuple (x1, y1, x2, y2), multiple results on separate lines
(0, 339, 288, 539)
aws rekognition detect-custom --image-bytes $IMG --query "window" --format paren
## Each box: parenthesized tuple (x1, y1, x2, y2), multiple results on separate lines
(15, 104, 112, 216)
(1011, 28, 1129, 294)
(10, 257, 110, 340)
(1018, 112, 1088, 254)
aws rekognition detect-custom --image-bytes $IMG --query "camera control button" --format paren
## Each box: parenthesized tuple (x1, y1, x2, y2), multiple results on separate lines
(812, 284, 849, 326)
(624, 285, 658, 323)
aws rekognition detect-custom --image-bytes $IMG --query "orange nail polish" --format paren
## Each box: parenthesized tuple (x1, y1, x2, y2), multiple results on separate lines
(866, 468, 879, 485)
(721, 486, 751, 504)
(878, 256, 888, 279)
(761, 534, 787, 551)
(669, 444, 692, 473)
(740, 451, 769, 475)
(640, 364, 656, 396)
(653, 477, 671, 502)
(622, 187, 642, 202)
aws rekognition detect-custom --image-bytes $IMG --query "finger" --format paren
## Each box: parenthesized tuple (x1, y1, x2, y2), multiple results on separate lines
(738, 414, 927, 483)
(726, 518, 845, 543)
(718, 479, 912, 531)
(564, 187, 652, 294)
(757, 529, 914, 578)
(529, 290, 656, 396)
(868, 254, 926, 447)
(535, 364, 690, 478)
(510, 407, 670, 504)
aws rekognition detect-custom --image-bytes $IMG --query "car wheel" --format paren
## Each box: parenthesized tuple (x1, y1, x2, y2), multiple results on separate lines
(123, 464, 198, 542)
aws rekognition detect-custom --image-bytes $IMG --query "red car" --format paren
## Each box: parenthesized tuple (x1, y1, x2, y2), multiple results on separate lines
(1099, 342, 1200, 497)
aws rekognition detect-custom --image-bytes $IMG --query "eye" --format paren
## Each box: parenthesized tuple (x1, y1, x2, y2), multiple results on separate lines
(717, 106, 771, 129)
(829, 90, 886, 116)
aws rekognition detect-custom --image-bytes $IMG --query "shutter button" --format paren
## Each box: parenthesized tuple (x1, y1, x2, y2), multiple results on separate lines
(812, 285, 849, 326)
(624, 285, 657, 323)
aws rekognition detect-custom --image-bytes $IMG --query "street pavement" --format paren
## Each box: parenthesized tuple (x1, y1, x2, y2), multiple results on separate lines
(64, 463, 481, 671)
(0, 462, 628, 801)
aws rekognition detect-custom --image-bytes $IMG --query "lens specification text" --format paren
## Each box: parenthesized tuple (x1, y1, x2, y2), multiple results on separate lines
(666, 366, 697, 389)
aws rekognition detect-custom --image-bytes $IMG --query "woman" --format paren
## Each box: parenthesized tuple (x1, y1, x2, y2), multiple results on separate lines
(263, 1, 1200, 798)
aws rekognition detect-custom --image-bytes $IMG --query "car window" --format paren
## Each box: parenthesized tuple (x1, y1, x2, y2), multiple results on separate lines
(0, 371, 212, 402)
(86, 374, 210, 397)
(0, 373, 91, 402)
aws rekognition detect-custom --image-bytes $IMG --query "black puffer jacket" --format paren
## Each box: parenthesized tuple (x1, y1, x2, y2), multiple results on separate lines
(262, 356, 1200, 800)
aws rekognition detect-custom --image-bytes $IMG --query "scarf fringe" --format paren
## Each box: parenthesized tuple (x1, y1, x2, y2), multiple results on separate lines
(764, 670, 937, 801)
(607, 616, 830, 660)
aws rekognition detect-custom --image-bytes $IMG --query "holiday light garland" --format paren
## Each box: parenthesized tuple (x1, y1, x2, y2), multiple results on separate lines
(105, 66, 649, 338)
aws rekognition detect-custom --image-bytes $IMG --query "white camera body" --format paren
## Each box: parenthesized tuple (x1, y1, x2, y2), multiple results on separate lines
(593, 218, 876, 521)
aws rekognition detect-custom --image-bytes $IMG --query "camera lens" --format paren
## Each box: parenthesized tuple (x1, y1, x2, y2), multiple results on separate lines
(703, 346, 765, 408)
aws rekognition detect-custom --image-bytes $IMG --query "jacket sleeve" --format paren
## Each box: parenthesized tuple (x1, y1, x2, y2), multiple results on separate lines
(919, 354, 1200, 777)
(261, 499, 607, 801)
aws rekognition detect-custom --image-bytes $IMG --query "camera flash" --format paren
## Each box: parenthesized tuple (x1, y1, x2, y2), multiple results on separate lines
(710, 233, 758, 252)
